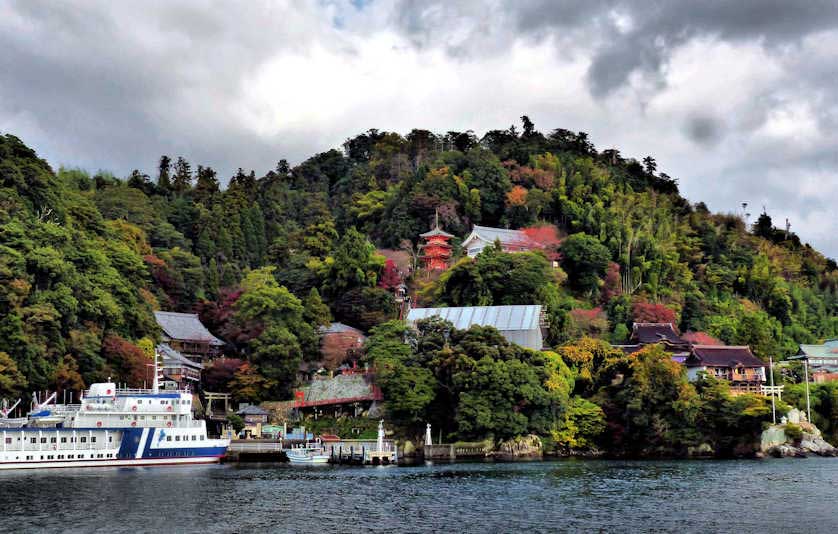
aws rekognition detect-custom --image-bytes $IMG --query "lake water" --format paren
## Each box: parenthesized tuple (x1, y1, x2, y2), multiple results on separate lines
(1, 459, 837, 533)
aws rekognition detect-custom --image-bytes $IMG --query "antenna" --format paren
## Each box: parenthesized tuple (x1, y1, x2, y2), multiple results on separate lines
(785, 218, 791, 239)
(152, 349, 160, 394)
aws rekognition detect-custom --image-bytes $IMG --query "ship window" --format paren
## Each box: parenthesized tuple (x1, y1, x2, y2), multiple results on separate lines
(50, 437, 56, 443)
(61, 437, 67, 443)
(191, 435, 196, 441)
(138, 400, 143, 404)
(80, 437, 87, 443)
(40, 438, 47, 444)
(175, 436, 180, 441)
(109, 436, 113, 442)
(78, 454, 84, 458)
(4, 438, 10, 444)
(68, 455, 74, 459)
(91, 437, 97, 443)
(58, 455, 64, 459)
(167, 436, 172, 442)
(30, 438, 36, 444)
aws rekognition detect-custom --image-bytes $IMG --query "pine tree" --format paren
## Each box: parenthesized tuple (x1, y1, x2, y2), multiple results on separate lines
(157, 155, 172, 193)
(172, 156, 193, 194)
(194, 165, 220, 204)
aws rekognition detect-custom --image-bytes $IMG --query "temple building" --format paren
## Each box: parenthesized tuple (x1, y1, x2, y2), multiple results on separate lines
(461, 225, 533, 257)
(684, 345, 767, 394)
(614, 322, 691, 362)
(156, 343, 202, 389)
(154, 311, 224, 364)
(418, 215, 454, 271)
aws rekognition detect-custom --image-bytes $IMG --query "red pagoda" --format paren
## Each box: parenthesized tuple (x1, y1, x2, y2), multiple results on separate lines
(418, 211, 454, 271)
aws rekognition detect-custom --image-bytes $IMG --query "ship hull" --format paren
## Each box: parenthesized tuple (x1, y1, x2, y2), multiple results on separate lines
(0, 455, 224, 470)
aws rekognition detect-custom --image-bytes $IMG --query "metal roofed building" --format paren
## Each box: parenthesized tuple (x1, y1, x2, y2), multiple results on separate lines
(795, 340, 838, 382)
(154, 311, 224, 363)
(797, 340, 838, 371)
(461, 225, 534, 257)
(406, 304, 545, 350)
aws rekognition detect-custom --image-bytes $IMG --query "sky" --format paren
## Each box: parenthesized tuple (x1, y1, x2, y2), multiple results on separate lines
(2, 0, 838, 256)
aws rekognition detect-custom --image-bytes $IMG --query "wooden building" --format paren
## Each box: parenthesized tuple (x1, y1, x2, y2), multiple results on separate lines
(157, 343, 202, 388)
(684, 345, 766, 394)
(418, 220, 454, 271)
(154, 311, 224, 363)
(614, 322, 691, 362)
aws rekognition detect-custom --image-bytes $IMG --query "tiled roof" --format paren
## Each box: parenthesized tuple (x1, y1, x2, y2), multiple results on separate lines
(630, 323, 686, 345)
(465, 225, 529, 246)
(157, 343, 202, 370)
(687, 345, 765, 368)
(237, 405, 270, 416)
(154, 311, 224, 346)
(406, 305, 542, 331)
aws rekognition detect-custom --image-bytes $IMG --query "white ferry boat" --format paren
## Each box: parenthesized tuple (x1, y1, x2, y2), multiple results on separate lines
(0, 356, 229, 470)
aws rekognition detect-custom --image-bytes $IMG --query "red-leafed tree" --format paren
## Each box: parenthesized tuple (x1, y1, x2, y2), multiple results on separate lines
(681, 331, 724, 346)
(568, 307, 609, 338)
(521, 224, 562, 260)
(601, 262, 621, 303)
(195, 287, 261, 350)
(321, 331, 365, 370)
(631, 301, 677, 324)
(101, 334, 149, 386)
(202, 358, 245, 392)
(378, 259, 401, 290)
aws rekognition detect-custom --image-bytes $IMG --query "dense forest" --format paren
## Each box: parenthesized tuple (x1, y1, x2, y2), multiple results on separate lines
(2, 118, 838, 449)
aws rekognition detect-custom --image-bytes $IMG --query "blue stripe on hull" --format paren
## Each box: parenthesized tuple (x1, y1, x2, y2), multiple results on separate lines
(117, 428, 146, 458)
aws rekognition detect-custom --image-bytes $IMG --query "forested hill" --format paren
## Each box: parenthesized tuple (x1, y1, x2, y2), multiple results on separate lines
(1, 117, 837, 397)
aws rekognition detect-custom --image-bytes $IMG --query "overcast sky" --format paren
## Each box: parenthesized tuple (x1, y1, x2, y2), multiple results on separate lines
(2, 0, 838, 256)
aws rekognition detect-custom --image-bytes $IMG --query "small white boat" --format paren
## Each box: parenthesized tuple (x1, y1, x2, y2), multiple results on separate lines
(286, 443, 330, 465)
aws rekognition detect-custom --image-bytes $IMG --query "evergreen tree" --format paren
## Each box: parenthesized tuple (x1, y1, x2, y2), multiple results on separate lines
(172, 156, 193, 193)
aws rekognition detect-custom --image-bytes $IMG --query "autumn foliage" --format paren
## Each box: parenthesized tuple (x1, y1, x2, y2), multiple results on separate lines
(681, 331, 724, 346)
(631, 301, 677, 324)
(101, 335, 150, 387)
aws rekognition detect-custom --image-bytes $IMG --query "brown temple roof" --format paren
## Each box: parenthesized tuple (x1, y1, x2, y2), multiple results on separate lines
(686, 345, 765, 368)
(630, 322, 686, 346)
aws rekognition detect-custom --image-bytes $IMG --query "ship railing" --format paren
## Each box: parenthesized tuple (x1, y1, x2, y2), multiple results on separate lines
(83, 387, 189, 397)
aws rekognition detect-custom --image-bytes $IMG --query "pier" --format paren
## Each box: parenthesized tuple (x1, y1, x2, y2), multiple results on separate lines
(224, 439, 397, 464)
(326, 439, 397, 465)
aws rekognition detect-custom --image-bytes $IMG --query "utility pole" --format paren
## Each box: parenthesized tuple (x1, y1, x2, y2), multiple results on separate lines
(769, 356, 776, 425)
(803, 358, 812, 423)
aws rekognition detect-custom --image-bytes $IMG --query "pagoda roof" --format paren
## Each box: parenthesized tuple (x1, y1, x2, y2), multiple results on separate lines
(420, 226, 454, 238)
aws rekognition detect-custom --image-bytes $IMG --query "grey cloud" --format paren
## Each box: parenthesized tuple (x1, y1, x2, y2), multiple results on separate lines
(0, 0, 335, 178)
(685, 116, 723, 146)
(2, 0, 838, 258)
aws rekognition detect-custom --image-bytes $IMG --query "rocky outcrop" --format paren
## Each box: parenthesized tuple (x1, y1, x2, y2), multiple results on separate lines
(761, 418, 838, 458)
(494, 434, 543, 461)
